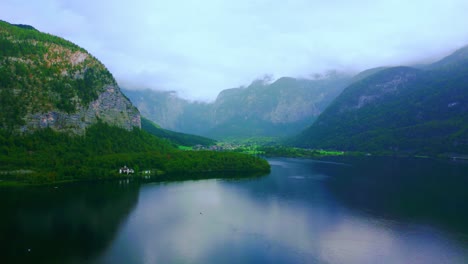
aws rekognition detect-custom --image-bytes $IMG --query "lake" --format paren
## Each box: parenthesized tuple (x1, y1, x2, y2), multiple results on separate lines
(1, 157, 468, 263)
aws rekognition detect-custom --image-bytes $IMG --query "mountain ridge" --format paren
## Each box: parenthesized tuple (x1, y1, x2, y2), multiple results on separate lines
(123, 72, 352, 140)
(292, 46, 468, 155)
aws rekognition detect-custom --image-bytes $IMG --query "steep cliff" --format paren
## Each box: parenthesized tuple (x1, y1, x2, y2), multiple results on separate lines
(0, 20, 140, 134)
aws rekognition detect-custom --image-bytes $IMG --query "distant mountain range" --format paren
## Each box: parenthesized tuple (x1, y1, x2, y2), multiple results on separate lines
(124, 44, 468, 155)
(292, 45, 468, 155)
(9, 8, 460, 156)
(123, 72, 351, 140)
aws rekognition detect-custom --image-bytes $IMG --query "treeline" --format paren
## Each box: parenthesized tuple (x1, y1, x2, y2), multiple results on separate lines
(260, 146, 345, 158)
(0, 122, 270, 185)
(0, 20, 84, 56)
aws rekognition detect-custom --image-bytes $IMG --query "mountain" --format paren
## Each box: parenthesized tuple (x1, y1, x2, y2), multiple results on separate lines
(0, 20, 140, 134)
(0, 20, 269, 184)
(141, 117, 216, 146)
(429, 44, 468, 70)
(123, 72, 351, 140)
(292, 46, 468, 155)
(121, 89, 213, 136)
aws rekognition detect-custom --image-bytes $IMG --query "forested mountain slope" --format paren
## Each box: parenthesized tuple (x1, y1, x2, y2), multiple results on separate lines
(0, 20, 269, 184)
(292, 46, 468, 155)
(0, 20, 140, 134)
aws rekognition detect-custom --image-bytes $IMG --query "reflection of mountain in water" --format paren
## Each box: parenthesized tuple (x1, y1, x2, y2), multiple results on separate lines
(316, 157, 468, 237)
(221, 158, 338, 204)
(0, 182, 140, 264)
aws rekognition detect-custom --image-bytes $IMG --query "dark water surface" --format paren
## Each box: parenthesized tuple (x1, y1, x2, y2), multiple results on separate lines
(1, 157, 468, 263)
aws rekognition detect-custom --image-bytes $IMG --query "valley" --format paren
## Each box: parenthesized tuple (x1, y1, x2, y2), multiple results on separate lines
(1, 2, 468, 263)
(123, 46, 468, 158)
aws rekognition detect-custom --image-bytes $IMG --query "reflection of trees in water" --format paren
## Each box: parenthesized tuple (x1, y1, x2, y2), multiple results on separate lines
(0, 182, 140, 263)
(319, 157, 468, 237)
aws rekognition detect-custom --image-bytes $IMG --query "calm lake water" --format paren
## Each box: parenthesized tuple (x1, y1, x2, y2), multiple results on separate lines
(1, 157, 468, 263)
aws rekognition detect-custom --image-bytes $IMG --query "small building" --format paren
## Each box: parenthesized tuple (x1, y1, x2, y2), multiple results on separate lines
(119, 165, 134, 174)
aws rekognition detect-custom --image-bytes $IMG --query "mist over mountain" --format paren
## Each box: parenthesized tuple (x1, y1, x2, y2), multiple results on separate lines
(123, 42, 468, 156)
(123, 72, 351, 140)
(2, 3, 468, 262)
(292, 46, 468, 155)
(4, 0, 468, 101)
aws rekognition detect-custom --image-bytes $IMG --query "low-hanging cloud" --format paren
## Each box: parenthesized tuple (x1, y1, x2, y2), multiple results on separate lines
(2, 0, 468, 101)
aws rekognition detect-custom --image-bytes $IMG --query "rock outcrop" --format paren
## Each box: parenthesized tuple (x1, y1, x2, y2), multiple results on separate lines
(21, 85, 140, 134)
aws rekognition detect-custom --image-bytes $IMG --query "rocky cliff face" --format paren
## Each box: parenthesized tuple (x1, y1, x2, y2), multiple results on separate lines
(21, 85, 140, 133)
(124, 90, 187, 130)
(0, 20, 140, 134)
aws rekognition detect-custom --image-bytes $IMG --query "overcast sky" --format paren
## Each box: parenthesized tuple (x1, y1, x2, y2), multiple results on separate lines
(2, 0, 468, 101)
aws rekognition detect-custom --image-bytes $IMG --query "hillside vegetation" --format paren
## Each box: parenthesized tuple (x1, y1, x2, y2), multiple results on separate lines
(292, 46, 468, 156)
(0, 20, 139, 133)
(0, 122, 269, 185)
(141, 117, 216, 146)
(0, 20, 270, 184)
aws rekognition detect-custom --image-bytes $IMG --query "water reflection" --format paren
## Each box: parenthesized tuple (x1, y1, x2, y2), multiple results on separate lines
(0, 182, 140, 264)
(2, 158, 467, 263)
(319, 157, 468, 236)
(95, 158, 468, 263)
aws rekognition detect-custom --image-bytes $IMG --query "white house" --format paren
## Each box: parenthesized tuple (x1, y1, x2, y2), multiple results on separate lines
(119, 165, 134, 174)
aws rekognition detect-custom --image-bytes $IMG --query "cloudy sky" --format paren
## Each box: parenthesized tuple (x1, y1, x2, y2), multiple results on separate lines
(2, 0, 468, 101)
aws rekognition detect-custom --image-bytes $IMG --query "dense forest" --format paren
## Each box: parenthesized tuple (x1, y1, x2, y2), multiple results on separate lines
(0, 122, 270, 185)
